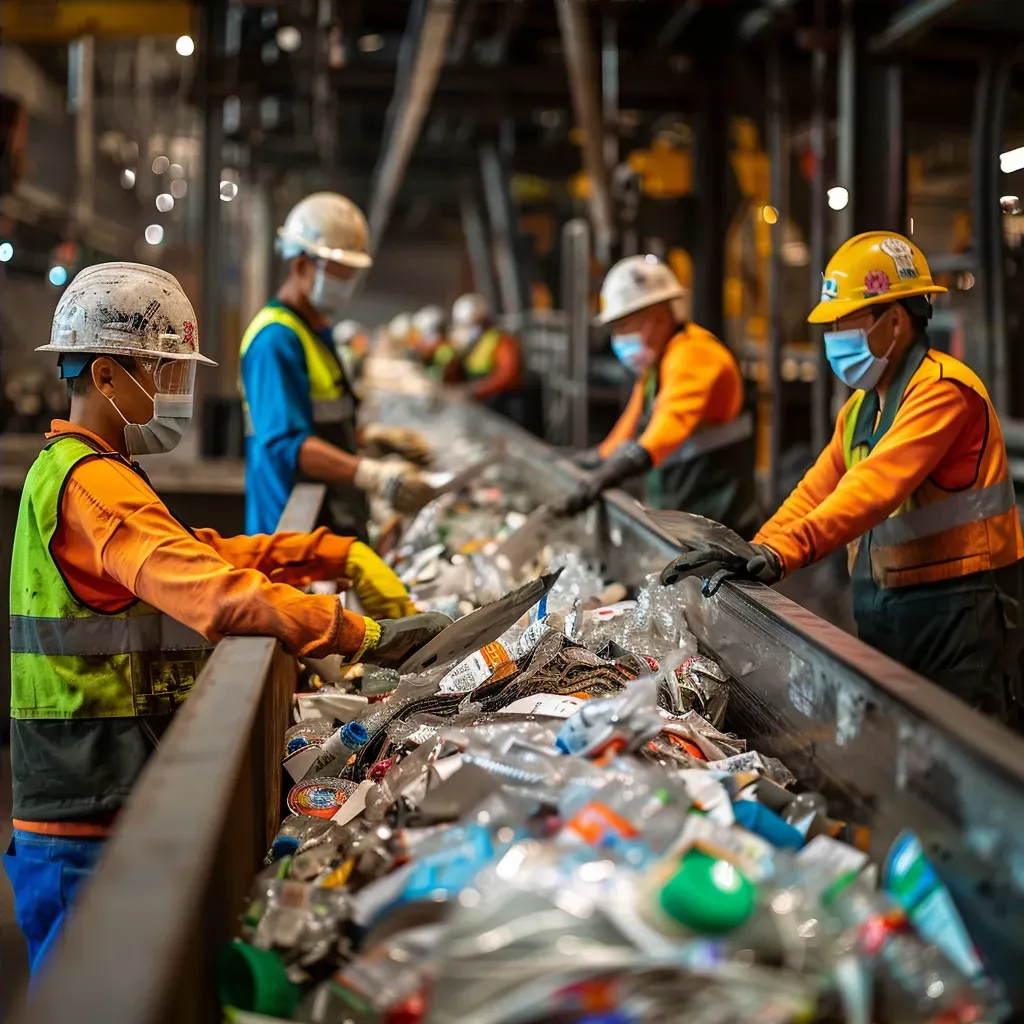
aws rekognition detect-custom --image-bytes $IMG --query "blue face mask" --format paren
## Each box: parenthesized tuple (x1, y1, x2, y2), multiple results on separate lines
(823, 316, 896, 391)
(611, 333, 646, 374)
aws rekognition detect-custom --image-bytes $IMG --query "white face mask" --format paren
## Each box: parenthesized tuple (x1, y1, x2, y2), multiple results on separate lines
(105, 370, 194, 456)
(309, 260, 354, 319)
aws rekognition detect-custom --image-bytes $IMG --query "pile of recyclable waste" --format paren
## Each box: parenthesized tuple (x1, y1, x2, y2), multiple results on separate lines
(220, 482, 1009, 1024)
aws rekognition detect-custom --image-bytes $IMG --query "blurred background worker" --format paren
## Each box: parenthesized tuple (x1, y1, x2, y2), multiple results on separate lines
(6, 263, 450, 973)
(444, 292, 525, 423)
(559, 256, 757, 535)
(387, 311, 415, 359)
(239, 193, 434, 541)
(332, 319, 370, 381)
(668, 233, 1024, 722)
(411, 304, 454, 377)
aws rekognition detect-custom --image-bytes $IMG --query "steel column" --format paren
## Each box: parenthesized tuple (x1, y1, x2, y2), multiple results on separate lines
(808, 0, 829, 453)
(480, 143, 527, 316)
(563, 218, 591, 450)
(853, 62, 905, 233)
(555, 0, 614, 265)
(68, 34, 95, 230)
(766, 42, 784, 508)
(835, 0, 856, 245)
(867, 0, 962, 54)
(459, 187, 499, 313)
(365, 0, 456, 250)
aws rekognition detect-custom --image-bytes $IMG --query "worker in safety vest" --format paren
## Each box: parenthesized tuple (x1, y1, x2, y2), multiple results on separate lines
(444, 293, 525, 421)
(332, 318, 369, 380)
(558, 255, 757, 535)
(411, 305, 454, 377)
(5, 263, 450, 972)
(662, 232, 1024, 721)
(240, 193, 434, 540)
(387, 311, 415, 358)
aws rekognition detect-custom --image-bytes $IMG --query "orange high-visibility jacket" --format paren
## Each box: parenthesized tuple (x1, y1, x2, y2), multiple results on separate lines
(756, 347, 1023, 588)
(599, 324, 744, 465)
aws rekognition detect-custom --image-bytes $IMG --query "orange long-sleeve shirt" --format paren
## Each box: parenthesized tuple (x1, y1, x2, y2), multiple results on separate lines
(46, 421, 368, 659)
(754, 376, 988, 574)
(472, 334, 522, 401)
(599, 325, 744, 465)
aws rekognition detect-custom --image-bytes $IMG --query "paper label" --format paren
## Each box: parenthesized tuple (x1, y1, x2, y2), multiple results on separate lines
(798, 835, 870, 881)
(675, 814, 773, 881)
(294, 691, 368, 722)
(500, 694, 584, 718)
(282, 745, 323, 783)
(330, 779, 375, 827)
(438, 641, 510, 693)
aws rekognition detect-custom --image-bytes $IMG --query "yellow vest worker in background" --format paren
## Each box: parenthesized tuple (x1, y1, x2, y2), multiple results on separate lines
(559, 255, 757, 535)
(5, 263, 450, 972)
(240, 193, 434, 541)
(444, 293, 525, 423)
(411, 304, 453, 377)
(663, 232, 1024, 721)
(332, 318, 369, 381)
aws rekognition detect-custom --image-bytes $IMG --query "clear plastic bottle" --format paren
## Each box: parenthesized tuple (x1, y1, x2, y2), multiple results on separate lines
(306, 720, 370, 777)
(267, 813, 335, 861)
(825, 873, 997, 1022)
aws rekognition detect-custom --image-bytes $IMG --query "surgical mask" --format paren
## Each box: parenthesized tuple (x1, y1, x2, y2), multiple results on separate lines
(310, 260, 354, 318)
(824, 315, 897, 391)
(611, 333, 646, 374)
(105, 370, 194, 456)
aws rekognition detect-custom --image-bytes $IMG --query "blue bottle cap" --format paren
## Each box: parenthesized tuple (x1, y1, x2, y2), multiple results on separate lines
(341, 720, 368, 749)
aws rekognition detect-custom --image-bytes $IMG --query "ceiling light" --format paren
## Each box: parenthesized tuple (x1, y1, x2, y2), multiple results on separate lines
(48, 266, 68, 287)
(358, 33, 384, 52)
(762, 205, 779, 225)
(145, 224, 165, 245)
(827, 186, 849, 211)
(219, 180, 238, 202)
(0, 242, 13, 262)
(121, 168, 136, 189)
(175, 35, 195, 57)
(152, 155, 170, 174)
(168, 163, 184, 178)
(170, 179, 188, 199)
(1000, 147, 1024, 174)
(276, 25, 302, 52)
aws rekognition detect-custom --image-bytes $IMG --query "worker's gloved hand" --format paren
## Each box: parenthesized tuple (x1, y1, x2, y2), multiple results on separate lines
(362, 424, 434, 467)
(354, 458, 437, 515)
(553, 441, 653, 518)
(360, 611, 453, 669)
(569, 447, 604, 471)
(344, 540, 417, 619)
(660, 542, 783, 590)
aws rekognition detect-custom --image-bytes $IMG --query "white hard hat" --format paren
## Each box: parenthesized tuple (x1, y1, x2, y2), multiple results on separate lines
(333, 320, 365, 347)
(594, 254, 687, 326)
(411, 305, 445, 337)
(277, 192, 373, 268)
(388, 312, 413, 341)
(451, 293, 490, 328)
(37, 262, 217, 365)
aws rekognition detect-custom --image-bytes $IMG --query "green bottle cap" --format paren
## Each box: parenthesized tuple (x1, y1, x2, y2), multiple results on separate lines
(658, 850, 756, 935)
(216, 941, 300, 1018)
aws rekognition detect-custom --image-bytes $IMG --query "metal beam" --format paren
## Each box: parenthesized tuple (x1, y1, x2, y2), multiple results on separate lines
(867, 0, 961, 55)
(1, 0, 192, 40)
(808, 0, 829, 454)
(766, 42, 785, 509)
(555, 0, 614, 265)
(480, 143, 528, 316)
(365, 0, 456, 251)
(738, 0, 800, 42)
(459, 187, 499, 313)
(654, 0, 701, 51)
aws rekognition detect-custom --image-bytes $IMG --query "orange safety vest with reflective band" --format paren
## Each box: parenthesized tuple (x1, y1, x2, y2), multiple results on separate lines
(841, 345, 1022, 588)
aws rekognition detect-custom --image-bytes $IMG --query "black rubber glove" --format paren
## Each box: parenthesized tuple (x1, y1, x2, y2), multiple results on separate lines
(660, 542, 782, 589)
(570, 447, 604, 471)
(554, 441, 653, 517)
(362, 611, 453, 669)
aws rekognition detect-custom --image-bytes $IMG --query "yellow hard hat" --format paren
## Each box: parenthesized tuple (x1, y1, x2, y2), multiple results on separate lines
(807, 231, 946, 325)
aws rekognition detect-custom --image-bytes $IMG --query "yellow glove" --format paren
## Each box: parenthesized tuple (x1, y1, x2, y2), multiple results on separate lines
(362, 424, 434, 466)
(344, 541, 418, 620)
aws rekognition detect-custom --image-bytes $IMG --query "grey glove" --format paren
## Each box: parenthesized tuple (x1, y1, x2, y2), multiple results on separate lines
(660, 542, 782, 592)
(362, 611, 453, 669)
(554, 441, 653, 517)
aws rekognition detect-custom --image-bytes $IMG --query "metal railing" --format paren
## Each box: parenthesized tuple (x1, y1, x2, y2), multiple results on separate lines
(9, 484, 327, 1024)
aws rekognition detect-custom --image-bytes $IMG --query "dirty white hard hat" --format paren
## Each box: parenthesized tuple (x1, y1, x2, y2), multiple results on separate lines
(37, 262, 217, 365)
(411, 305, 446, 338)
(594, 254, 688, 326)
(451, 293, 490, 328)
(388, 312, 413, 341)
(333, 319, 365, 347)
(277, 192, 373, 268)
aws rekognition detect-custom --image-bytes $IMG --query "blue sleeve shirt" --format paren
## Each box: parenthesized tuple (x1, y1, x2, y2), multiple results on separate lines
(241, 316, 316, 534)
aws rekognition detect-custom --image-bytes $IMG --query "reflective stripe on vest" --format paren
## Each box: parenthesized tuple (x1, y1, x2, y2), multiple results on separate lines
(660, 411, 755, 468)
(463, 327, 503, 378)
(239, 305, 348, 436)
(10, 612, 214, 658)
(840, 345, 1023, 588)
